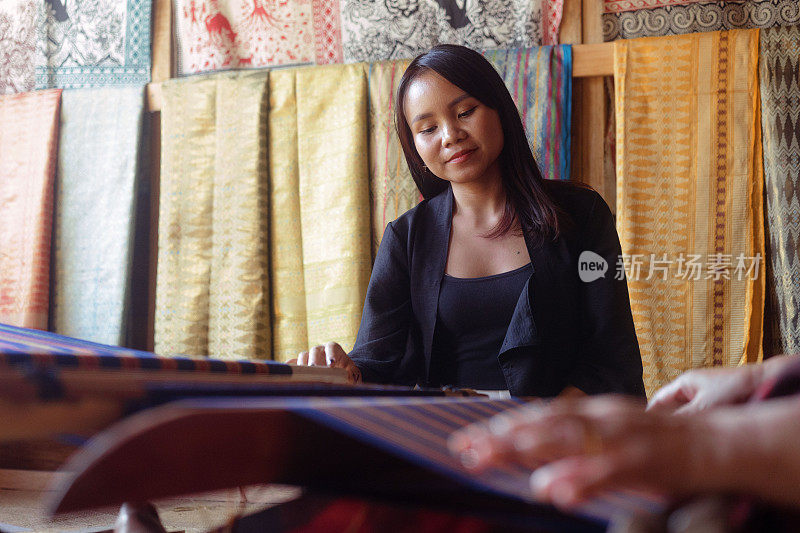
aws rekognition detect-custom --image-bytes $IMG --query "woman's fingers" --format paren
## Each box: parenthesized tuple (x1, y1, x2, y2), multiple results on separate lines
(308, 345, 327, 366)
(296, 351, 309, 365)
(324, 342, 347, 367)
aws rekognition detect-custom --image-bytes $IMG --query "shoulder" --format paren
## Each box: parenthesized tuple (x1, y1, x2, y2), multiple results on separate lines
(542, 180, 605, 220)
(388, 187, 449, 236)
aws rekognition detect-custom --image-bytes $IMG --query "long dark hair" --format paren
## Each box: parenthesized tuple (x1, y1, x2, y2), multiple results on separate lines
(395, 44, 561, 244)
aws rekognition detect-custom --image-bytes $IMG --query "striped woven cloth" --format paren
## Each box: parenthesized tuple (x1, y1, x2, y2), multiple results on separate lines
(0, 322, 290, 375)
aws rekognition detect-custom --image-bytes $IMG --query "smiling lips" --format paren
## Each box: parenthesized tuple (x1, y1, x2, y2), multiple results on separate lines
(447, 148, 477, 164)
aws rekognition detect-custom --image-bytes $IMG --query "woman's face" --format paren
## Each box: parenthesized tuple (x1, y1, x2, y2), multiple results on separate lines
(404, 70, 504, 187)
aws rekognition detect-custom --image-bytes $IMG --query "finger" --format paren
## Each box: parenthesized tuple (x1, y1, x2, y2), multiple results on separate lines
(648, 381, 694, 412)
(286, 358, 298, 365)
(308, 345, 326, 366)
(530, 455, 624, 509)
(296, 351, 309, 366)
(324, 342, 345, 367)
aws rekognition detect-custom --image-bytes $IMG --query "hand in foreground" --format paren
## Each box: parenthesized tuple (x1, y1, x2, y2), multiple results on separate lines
(448, 396, 712, 509)
(291, 342, 362, 384)
(647, 366, 760, 415)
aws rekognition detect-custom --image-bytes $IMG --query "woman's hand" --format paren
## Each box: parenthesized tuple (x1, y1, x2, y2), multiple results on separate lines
(292, 342, 362, 384)
(448, 396, 716, 509)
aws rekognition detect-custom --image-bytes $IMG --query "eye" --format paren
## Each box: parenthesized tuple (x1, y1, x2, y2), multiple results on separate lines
(419, 125, 436, 135)
(458, 105, 477, 118)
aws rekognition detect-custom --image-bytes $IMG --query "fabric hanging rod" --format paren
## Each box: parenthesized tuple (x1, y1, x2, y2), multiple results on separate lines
(145, 42, 614, 113)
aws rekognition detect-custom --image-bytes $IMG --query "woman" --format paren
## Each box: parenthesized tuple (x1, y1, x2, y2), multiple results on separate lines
(296, 44, 645, 398)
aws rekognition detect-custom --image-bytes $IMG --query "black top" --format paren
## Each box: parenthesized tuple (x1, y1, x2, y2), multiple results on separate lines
(348, 181, 645, 398)
(431, 264, 533, 390)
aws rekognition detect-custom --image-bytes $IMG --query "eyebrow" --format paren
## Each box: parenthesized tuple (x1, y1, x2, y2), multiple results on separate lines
(410, 93, 472, 124)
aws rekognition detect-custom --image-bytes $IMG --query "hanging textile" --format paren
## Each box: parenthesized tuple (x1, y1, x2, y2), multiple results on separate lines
(155, 71, 271, 359)
(367, 59, 417, 258)
(760, 25, 800, 356)
(0, 0, 37, 94)
(173, 0, 343, 76)
(268, 68, 309, 362)
(614, 30, 764, 396)
(36, 0, 152, 88)
(51, 86, 145, 346)
(0, 89, 62, 330)
(269, 63, 372, 361)
(603, 0, 800, 41)
(485, 46, 572, 181)
(339, 0, 551, 64)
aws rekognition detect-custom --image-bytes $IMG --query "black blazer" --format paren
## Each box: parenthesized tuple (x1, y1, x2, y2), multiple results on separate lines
(349, 181, 646, 398)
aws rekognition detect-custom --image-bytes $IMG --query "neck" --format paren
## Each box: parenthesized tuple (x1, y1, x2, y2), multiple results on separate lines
(450, 172, 506, 231)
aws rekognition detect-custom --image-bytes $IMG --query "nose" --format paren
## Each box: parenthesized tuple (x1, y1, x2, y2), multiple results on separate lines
(441, 120, 466, 147)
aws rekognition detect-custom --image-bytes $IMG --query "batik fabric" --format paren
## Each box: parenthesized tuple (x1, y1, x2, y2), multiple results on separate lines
(603, 0, 800, 41)
(36, 0, 151, 88)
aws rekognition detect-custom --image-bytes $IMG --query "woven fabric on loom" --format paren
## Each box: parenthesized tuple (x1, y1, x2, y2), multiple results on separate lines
(760, 25, 800, 356)
(485, 46, 572, 181)
(156, 71, 271, 360)
(36, 0, 151, 88)
(603, 0, 800, 41)
(614, 30, 764, 395)
(51, 86, 145, 347)
(0, 89, 61, 330)
(0, 0, 36, 94)
(173, 0, 343, 76)
(0, 322, 292, 375)
(339, 0, 547, 63)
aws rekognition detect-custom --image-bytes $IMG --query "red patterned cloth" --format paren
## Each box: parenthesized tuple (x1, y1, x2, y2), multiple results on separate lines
(0, 89, 61, 329)
(174, 0, 343, 75)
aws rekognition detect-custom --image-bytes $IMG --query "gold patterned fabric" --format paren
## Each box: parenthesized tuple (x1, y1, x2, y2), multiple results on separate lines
(269, 64, 372, 361)
(614, 30, 764, 396)
(293, 63, 372, 357)
(367, 59, 416, 257)
(156, 71, 271, 359)
(268, 68, 308, 362)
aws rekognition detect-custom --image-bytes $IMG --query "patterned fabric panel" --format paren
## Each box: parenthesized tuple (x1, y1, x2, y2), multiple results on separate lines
(0, 322, 290, 374)
(0, 89, 62, 330)
(294, 63, 372, 354)
(36, 0, 152, 88)
(51, 86, 146, 347)
(156, 71, 272, 360)
(0, 0, 37, 94)
(760, 25, 800, 356)
(485, 46, 572, 181)
(615, 30, 764, 396)
(173, 0, 344, 76)
(268, 68, 309, 362)
(367, 59, 417, 258)
(603, 0, 800, 41)
(339, 0, 546, 63)
(604, 0, 743, 14)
